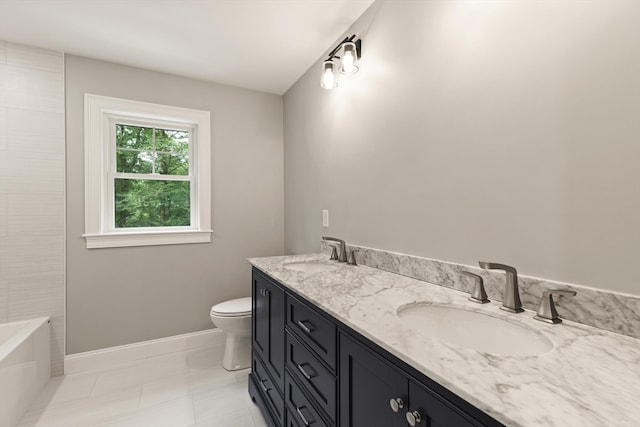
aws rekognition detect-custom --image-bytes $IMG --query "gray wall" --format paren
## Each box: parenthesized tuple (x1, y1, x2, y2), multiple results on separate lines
(66, 55, 283, 354)
(284, 0, 640, 295)
(0, 41, 65, 375)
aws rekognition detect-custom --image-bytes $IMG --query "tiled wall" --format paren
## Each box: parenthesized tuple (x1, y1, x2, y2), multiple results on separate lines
(0, 41, 65, 375)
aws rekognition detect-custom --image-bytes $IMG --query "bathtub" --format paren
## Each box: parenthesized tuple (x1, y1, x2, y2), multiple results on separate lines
(0, 317, 51, 427)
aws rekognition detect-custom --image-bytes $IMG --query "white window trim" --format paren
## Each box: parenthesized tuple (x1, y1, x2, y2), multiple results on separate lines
(84, 94, 212, 249)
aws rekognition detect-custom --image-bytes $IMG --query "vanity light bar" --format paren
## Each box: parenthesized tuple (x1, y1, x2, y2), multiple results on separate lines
(320, 34, 362, 90)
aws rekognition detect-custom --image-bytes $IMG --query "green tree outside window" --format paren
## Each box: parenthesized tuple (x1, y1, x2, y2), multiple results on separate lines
(114, 124, 191, 228)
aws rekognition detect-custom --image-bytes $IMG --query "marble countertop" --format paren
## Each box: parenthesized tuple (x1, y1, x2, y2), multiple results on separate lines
(248, 253, 640, 427)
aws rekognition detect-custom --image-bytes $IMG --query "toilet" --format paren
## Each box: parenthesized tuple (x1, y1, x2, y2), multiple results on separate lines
(209, 297, 252, 371)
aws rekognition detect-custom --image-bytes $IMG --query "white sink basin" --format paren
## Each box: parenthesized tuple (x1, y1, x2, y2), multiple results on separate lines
(284, 261, 339, 274)
(396, 304, 553, 357)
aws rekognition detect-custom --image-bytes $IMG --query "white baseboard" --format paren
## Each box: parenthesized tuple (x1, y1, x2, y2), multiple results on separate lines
(64, 328, 224, 375)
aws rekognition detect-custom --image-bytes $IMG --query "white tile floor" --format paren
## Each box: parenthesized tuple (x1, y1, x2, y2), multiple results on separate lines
(18, 346, 266, 427)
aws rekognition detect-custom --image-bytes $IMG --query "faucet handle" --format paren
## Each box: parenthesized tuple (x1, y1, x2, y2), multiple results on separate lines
(329, 245, 339, 261)
(347, 249, 359, 266)
(534, 290, 577, 324)
(461, 272, 490, 304)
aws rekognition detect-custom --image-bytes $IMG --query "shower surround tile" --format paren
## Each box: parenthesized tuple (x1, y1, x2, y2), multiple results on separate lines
(321, 242, 640, 339)
(0, 41, 65, 375)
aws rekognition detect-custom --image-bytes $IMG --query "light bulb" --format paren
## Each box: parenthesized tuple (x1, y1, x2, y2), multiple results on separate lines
(320, 60, 338, 89)
(340, 42, 359, 74)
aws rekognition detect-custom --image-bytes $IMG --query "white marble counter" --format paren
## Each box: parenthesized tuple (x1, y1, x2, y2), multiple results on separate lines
(248, 254, 640, 427)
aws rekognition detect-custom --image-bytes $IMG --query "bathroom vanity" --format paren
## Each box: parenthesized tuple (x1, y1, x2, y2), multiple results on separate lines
(247, 254, 640, 427)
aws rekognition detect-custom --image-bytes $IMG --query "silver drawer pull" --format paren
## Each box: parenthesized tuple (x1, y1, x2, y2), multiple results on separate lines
(389, 397, 404, 413)
(296, 406, 314, 426)
(406, 410, 422, 426)
(259, 379, 270, 393)
(297, 363, 317, 380)
(297, 320, 314, 334)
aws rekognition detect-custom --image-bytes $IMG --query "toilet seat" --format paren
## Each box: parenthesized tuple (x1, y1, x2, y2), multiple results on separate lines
(210, 297, 252, 317)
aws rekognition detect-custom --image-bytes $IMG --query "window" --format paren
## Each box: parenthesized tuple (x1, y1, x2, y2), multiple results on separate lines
(84, 94, 211, 248)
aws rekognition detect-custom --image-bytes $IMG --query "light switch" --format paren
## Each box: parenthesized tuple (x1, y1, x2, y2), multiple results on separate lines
(322, 210, 329, 227)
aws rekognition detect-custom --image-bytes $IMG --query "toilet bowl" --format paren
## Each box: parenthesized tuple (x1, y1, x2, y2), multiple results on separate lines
(210, 297, 252, 371)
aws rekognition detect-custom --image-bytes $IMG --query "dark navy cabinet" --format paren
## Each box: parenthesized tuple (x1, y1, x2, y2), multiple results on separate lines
(252, 353, 285, 425)
(250, 269, 286, 426)
(286, 294, 337, 370)
(339, 333, 407, 427)
(286, 331, 337, 422)
(252, 269, 286, 393)
(339, 333, 481, 427)
(408, 380, 480, 427)
(249, 267, 503, 427)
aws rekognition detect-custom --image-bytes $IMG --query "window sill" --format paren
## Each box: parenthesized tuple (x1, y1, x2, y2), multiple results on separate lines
(84, 230, 212, 249)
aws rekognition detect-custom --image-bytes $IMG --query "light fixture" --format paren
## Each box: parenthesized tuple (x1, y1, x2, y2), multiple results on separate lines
(340, 41, 359, 74)
(320, 60, 338, 90)
(320, 34, 361, 89)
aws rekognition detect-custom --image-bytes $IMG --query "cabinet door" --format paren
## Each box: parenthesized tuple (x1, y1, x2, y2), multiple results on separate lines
(339, 334, 407, 427)
(408, 381, 480, 427)
(252, 269, 286, 394)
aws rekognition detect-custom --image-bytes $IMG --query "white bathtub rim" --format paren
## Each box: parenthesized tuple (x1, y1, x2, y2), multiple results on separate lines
(0, 316, 51, 362)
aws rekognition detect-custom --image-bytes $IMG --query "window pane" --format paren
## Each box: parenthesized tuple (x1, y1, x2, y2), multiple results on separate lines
(116, 149, 154, 174)
(156, 152, 189, 176)
(116, 124, 154, 150)
(155, 129, 189, 153)
(115, 179, 190, 228)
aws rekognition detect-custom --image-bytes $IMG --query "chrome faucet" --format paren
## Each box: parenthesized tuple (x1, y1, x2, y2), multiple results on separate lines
(322, 236, 347, 262)
(478, 262, 524, 313)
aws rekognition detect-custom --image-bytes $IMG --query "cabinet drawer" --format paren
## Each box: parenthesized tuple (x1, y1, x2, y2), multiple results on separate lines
(253, 353, 285, 425)
(285, 375, 330, 427)
(286, 331, 336, 422)
(286, 295, 336, 369)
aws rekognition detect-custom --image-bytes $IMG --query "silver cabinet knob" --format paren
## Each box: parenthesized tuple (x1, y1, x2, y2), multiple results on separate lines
(389, 397, 404, 413)
(406, 410, 422, 426)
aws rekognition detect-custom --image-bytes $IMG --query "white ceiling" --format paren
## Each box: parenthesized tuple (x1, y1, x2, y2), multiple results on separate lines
(0, 0, 374, 94)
